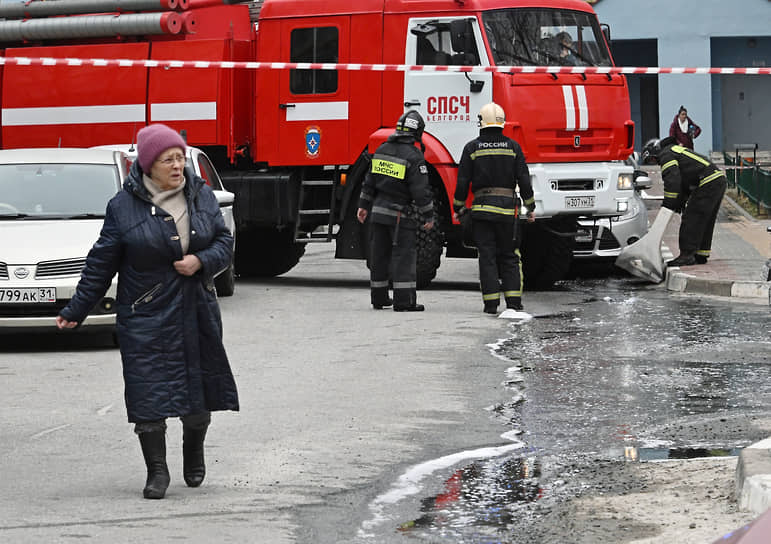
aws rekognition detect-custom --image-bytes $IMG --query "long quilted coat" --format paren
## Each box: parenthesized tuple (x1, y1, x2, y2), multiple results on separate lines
(60, 162, 239, 422)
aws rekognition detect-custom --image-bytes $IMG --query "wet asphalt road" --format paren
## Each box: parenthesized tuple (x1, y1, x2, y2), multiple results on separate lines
(1, 247, 769, 543)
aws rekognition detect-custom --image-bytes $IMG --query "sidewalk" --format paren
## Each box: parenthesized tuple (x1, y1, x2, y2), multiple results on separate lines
(662, 197, 770, 303)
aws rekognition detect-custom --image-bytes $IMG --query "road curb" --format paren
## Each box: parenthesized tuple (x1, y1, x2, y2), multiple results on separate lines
(736, 439, 771, 515)
(665, 269, 771, 304)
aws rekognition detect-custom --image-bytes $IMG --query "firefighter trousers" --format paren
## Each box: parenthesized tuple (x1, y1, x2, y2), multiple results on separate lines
(679, 175, 727, 259)
(368, 221, 418, 308)
(472, 219, 522, 309)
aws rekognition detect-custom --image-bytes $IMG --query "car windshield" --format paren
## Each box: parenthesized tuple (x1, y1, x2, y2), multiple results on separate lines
(0, 163, 119, 218)
(482, 8, 612, 67)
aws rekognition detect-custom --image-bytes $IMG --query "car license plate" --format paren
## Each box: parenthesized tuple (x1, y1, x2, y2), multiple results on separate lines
(0, 287, 56, 303)
(565, 196, 595, 209)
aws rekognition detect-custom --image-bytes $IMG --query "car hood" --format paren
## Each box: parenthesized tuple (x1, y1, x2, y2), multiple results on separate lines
(0, 219, 103, 264)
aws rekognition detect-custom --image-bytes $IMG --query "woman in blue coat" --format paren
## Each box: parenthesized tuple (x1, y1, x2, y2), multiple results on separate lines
(57, 124, 239, 499)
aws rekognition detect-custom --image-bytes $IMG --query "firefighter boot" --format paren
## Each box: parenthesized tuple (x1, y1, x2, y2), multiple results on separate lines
(695, 255, 708, 264)
(372, 298, 393, 310)
(506, 297, 524, 311)
(183, 426, 208, 487)
(483, 302, 498, 314)
(394, 304, 425, 312)
(667, 254, 696, 267)
(138, 431, 170, 499)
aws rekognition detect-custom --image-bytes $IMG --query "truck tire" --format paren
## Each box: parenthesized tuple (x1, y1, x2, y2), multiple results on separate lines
(235, 226, 306, 277)
(214, 261, 236, 297)
(520, 219, 576, 290)
(416, 190, 446, 289)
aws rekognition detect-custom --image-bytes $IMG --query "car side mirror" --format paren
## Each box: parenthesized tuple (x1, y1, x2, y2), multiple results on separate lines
(213, 190, 235, 208)
(633, 171, 652, 190)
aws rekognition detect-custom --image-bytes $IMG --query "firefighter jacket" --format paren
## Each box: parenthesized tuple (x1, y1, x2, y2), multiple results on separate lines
(453, 128, 534, 223)
(358, 133, 434, 229)
(658, 138, 725, 213)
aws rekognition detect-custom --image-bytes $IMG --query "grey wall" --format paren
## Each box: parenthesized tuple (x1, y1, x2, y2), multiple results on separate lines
(594, 0, 771, 154)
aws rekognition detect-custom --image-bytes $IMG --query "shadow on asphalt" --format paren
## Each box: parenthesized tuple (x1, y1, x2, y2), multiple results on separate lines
(0, 330, 117, 352)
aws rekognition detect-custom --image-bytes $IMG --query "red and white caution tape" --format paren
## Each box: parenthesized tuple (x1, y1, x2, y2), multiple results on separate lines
(0, 56, 770, 74)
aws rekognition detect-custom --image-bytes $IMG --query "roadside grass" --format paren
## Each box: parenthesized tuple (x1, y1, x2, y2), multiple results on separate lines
(725, 188, 769, 220)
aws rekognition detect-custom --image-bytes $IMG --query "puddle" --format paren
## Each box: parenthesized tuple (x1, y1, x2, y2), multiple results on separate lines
(396, 456, 542, 541)
(623, 446, 742, 461)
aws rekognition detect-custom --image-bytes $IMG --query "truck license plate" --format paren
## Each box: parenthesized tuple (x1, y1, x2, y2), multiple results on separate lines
(0, 287, 56, 304)
(565, 196, 595, 209)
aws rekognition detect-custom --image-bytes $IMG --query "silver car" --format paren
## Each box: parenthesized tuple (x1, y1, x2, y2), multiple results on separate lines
(574, 155, 653, 261)
(0, 148, 128, 332)
(93, 144, 236, 296)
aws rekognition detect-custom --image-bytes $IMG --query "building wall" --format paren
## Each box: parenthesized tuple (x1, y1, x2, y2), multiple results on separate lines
(593, 0, 771, 155)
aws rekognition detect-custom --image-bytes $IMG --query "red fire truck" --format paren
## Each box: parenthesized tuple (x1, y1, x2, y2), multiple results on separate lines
(0, 0, 636, 289)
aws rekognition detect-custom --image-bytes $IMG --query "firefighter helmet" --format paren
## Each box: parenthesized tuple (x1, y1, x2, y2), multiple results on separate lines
(396, 110, 425, 141)
(641, 138, 661, 164)
(478, 102, 505, 129)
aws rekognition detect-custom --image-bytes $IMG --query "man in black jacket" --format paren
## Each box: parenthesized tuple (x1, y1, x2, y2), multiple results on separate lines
(453, 102, 535, 314)
(357, 110, 434, 311)
(642, 136, 726, 266)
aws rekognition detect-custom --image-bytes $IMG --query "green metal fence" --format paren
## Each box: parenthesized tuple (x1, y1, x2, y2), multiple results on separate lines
(723, 153, 771, 214)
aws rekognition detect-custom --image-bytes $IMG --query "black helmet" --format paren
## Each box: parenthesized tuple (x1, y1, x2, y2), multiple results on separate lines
(641, 138, 661, 164)
(395, 110, 425, 141)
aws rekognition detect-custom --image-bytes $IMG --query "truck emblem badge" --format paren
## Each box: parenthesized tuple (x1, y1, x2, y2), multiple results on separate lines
(574, 135, 581, 148)
(14, 267, 30, 279)
(305, 126, 321, 158)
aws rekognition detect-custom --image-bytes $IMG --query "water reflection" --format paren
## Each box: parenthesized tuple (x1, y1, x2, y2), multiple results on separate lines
(398, 456, 541, 542)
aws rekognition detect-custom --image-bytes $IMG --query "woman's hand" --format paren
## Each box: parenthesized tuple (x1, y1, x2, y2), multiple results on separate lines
(174, 254, 202, 276)
(55, 315, 78, 329)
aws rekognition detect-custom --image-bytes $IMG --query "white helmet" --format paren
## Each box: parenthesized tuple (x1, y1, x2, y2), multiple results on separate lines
(478, 102, 505, 129)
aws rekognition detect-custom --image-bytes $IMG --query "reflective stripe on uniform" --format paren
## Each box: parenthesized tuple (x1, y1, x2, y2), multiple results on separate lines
(522, 196, 535, 206)
(661, 159, 678, 172)
(503, 290, 522, 298)
(371, 280, 389, 288)
(483, 292, 500, 301)
(471, 204, 517, 215)
(453, 198, 466, 207)
(417, 202, 433, 214)
(372, 205, 401, 217)
(696, 249, 711, 257)
(699, 170, 724, 186)
(393, 281, 417, 289)
(663, 191, 679, 199)
(470, 148, 516, 160)
(672, 145, 711, 166)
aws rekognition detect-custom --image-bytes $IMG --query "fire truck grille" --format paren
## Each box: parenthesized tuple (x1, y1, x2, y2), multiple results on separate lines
(555, 179, 596, 191)
(36, 258, 86, 279)
(574, 226, 620, 252)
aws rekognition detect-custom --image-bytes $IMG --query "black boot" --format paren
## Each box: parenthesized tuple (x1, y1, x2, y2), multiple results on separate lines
(183, 426, 208, 487)
(138, 431, 170, 499)
(483, 302, 498, 314)
(667, 254, 696, 267)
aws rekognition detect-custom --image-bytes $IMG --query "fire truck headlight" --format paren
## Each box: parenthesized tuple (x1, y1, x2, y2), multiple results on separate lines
(617, 173, 634, 190)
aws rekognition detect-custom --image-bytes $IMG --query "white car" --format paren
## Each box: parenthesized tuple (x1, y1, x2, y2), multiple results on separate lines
(0, 148, 128, 332)
(93, 144, 236, 296)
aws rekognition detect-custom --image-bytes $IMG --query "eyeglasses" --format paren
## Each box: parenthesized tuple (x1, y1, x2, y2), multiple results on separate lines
(158, 155, 186, 166)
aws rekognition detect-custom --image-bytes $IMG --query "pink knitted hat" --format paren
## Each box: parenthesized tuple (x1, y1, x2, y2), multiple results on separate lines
(136, 124, 187, 173)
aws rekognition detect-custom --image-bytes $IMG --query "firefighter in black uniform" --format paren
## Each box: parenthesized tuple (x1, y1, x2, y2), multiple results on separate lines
(453, 102, 535, 314)
(642, 136, 727, 267)
(357, 110, 434, 311)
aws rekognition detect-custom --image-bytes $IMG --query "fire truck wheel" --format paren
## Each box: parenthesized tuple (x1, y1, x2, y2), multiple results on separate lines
(214, 261, 236, 297)
(416, 190, 447, 289)
(520, 219, 576, 290)
(234, 227, 306, 277)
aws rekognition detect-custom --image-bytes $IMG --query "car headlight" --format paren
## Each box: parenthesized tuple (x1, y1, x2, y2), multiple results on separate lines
(617, 173, 634, 190)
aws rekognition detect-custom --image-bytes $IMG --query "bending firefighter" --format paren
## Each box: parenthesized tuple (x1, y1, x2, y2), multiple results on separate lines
(642, 136, 727, 267)
(357, 110, 435, 312)
(453, 102, 535, 314)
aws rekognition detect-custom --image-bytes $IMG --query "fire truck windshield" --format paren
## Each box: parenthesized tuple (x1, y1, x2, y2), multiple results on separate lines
(482, 9, 612, 67)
